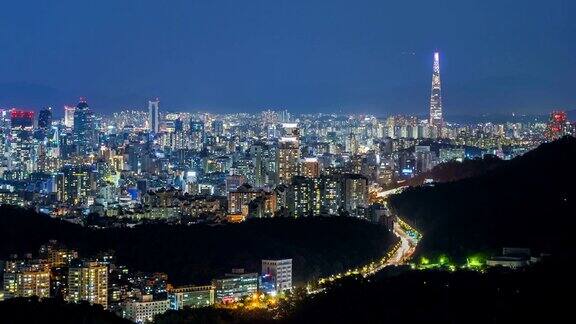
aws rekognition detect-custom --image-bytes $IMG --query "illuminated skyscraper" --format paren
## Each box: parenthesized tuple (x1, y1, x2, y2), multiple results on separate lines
(64, 105, 75, 128)
(9, 109, 35, 177)
(429, 52, 443, 130)
(10, 109, 34, 129)
(73, 98, 96, 154)
(148, 98, 160, 134)
(38, 107, 52, 130)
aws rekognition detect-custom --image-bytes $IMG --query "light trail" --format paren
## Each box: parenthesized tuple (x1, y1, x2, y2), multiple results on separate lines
(309, 215, 421, 294)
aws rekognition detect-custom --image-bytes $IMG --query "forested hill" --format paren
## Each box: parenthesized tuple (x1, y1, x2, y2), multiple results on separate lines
(0, 297, 130, 324)
(389, 136, 576, 260)
(402, 154, 504, 187)
(0, 206, 397, 285)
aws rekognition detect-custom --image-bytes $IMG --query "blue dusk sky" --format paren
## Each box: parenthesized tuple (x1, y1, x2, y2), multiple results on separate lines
(0, 0, 574, 116)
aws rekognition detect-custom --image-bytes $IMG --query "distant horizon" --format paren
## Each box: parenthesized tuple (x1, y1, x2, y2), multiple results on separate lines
(1, 103, 567, 120)
(1, 95, 572, 119)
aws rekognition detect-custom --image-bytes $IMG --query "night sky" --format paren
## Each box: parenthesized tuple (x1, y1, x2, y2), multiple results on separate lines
(0, 0, 574, 116)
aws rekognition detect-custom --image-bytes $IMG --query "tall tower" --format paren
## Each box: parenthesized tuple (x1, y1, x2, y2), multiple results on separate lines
(73, 97, 96, 154)
(38, 107, 53, 130)
(429, 52, 443, 129)
(148, 98, 160, 134)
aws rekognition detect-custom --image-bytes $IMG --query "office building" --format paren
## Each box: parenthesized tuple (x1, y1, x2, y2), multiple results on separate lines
(38, 107, 52, 130)
(261, 259, 292, 293)
(10, 109, 34, 129)
(123, 294, 169, 323)
(148, 99, 160, 134)
(73, 98, 97, 154)
(64, 105, 75, 128)
(168, 285, 215, 310)
(8, 109, 35, 176)
(212, 269, 258, 303)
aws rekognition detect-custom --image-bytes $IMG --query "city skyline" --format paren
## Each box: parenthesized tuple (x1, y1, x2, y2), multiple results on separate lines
(1, 1, 575, 323)
(1, 1, 575, 115)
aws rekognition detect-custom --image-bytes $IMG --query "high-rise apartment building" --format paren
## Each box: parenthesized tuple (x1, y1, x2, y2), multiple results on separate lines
(276, 137, 300, 185)
(228, 184, 276, 217)
(67, 261, 108, 309)
(290, 176, 321, 217)
(2, 260, 50, 299)
(39, 240, 79, 268)
(341, 174, 368, 216)
(300, 157, 320, 178)
(250, 142, 267, 187)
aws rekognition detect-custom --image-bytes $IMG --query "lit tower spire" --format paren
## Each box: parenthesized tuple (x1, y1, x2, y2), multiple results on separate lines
(429, 52, 443, 129)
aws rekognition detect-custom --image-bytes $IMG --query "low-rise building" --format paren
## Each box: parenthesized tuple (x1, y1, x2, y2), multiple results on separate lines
(212, 269, 258, 303)
(168, 285, 214, 310)
(123, 294, 170, 323)
(261, 259, 292, 293)
(486, 248, 538, 269)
